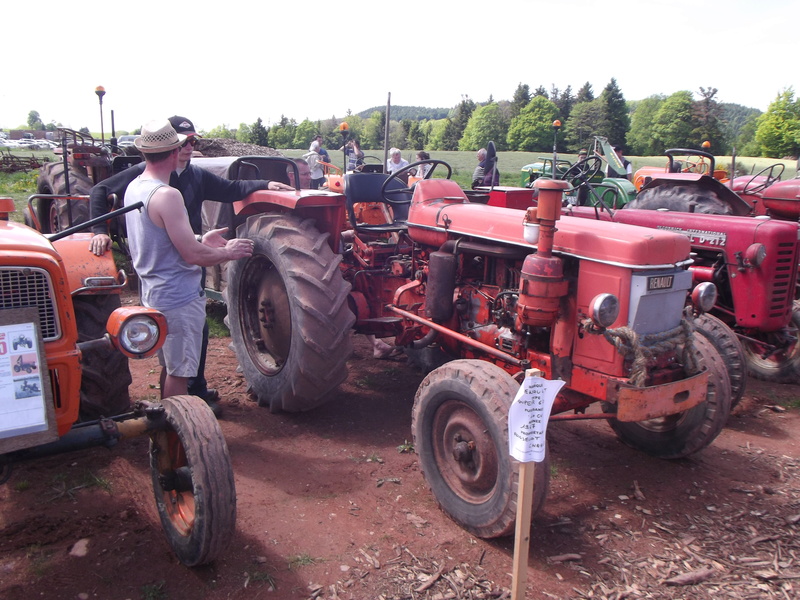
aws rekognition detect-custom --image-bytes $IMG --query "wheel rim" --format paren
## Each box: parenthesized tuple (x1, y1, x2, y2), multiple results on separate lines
(430, 399, 499, 504)
(152, 430, 195, 537)
(238, 254, 292, 376)
(742, 330, 800, 371)
(627, 412, 686, 433)
(47, 200, 59, 233)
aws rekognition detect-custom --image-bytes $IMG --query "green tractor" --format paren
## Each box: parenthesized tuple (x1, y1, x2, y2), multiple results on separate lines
(520, 136, 636, 208)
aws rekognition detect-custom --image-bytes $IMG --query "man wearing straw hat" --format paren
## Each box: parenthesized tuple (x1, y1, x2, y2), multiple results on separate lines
(125, 120, 255, 404)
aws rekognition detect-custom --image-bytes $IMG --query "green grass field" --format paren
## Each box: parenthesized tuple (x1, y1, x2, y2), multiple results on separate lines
(2, 147, 797, 225)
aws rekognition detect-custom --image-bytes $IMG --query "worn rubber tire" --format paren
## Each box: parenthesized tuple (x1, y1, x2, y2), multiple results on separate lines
(36, 162, 92, 233)
(694, 313, 747, 407)
(227, 213, 355, 412)
(73, 295, 132, 421)
(741, 301, 800, 384)
(412, 359, 550, 538)
(628, 185, 731, 215)
(604, 335, 732, 459)
(149, 395, 236, 566)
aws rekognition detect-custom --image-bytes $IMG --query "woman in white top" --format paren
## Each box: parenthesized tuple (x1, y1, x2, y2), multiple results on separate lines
(387, 148, 409, 174)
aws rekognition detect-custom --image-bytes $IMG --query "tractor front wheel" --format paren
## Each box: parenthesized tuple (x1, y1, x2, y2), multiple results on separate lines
(603, 335, 731, 459)
(694, 313, 747, 407)
(412, 359, 549, 538)
(149, 395, 236, 566)
(73, 295, 132, 420)
(227, 213, 355, 412)
(741, 301, 800, 384)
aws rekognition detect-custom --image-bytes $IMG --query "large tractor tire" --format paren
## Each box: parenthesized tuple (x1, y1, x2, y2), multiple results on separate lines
(412, 359, 550, 538)
(603, 335, 732, 459)
(149, 395, 236, 566)
(741, 301, 800, 384)
(694, 313, 747, 407)
(73, 294, 132, 421)
(227, 213, 355, 412)
(628, 185, 731, 215)
(36, 162, 93, 233)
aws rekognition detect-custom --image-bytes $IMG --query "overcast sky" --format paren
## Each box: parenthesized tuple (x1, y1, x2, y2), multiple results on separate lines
(2, 0, 796, 135)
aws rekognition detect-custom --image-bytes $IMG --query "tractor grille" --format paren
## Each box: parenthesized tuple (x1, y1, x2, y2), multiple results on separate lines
(768, 242, 797, 318)
(0, 267, 60, 341)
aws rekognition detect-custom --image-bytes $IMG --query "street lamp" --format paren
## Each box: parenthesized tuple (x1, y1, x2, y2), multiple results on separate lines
(95, 86, 106, 144)
(552, 120, 561, 176)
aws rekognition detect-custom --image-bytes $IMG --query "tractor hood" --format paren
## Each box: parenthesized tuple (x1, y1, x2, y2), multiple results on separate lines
(407, 179, 691, 269)
(0, 220, 62, 259)
(761, 178, 800, 219)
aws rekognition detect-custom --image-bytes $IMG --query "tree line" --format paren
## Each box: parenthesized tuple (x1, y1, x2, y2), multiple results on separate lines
(17, 84, 799, 159)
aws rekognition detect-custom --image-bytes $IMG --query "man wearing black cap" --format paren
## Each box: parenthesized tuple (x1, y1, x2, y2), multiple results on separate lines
(89, 115, 293, 414)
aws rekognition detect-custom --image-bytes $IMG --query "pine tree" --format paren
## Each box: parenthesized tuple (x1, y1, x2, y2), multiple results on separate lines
(600, 78, 629, 150)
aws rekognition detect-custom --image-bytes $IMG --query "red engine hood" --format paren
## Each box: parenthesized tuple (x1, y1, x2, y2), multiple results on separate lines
(761, 178, 800, 219)
(407, 179, 691, 267)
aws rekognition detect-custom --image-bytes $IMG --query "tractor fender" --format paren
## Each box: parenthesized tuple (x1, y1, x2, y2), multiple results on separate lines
(639, 174, 753, 215)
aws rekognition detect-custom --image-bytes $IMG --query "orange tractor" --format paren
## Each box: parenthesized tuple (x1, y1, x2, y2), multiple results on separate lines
(0, 197, 235, 566)
(196, 154, 730, 537)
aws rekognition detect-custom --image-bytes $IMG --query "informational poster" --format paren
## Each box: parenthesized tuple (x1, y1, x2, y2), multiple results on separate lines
(0, 308, 57, 452)
(508, 373, 565, 463)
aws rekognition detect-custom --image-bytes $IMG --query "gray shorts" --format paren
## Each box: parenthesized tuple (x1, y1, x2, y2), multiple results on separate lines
(157, 295, 206, 378)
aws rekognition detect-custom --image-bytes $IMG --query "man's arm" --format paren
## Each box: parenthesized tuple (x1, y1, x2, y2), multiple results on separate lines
(89, 163, 145, 232)
(200, 168, 293, 204)
(88, 162, 145, 254)
(149, 187, 253, 267)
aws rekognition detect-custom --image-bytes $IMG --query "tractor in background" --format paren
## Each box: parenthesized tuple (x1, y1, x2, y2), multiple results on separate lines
(198, 153, 731, 539)
(32, 128, 141, 233)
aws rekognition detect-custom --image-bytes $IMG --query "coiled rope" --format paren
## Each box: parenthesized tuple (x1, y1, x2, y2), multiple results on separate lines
(602, 317, 699, 387)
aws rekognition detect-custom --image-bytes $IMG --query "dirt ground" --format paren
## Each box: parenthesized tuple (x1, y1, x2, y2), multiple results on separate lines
(1, 324, 799, 599)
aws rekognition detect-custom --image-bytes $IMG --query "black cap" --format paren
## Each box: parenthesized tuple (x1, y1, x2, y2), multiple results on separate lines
(168, 115, 199, 137)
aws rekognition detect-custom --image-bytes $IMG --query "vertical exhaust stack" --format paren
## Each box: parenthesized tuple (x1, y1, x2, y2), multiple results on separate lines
(517, 179, 570, 327)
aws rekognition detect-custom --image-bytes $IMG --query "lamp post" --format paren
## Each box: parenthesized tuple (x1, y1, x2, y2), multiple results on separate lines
(95, 86, 106, 144)
(339, 121, 349, 170)
(552, 120, 561, 177)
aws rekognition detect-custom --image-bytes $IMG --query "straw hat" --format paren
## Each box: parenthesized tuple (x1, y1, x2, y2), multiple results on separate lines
(134, 120, 187, 153)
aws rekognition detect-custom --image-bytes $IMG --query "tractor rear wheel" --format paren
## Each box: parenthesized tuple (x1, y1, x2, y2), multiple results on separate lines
(36, 162, 93, 233)
(227, 213, 355, 412)
(73, 295, 132, 420)
(149, 395, 236, 566)
(628, 185, 731, 215)
(603, 335, 731, 459)
(741, 301, 800, 384)
(412, 359, 550, 538)
(694, 313, 747, 407)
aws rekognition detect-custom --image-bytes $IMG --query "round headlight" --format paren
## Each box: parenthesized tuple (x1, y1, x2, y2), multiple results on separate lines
(691, 282, 718, 313)
(119, 315, 161, 355)
(744, 243, 766, 267)
(589, 293, 620, 329)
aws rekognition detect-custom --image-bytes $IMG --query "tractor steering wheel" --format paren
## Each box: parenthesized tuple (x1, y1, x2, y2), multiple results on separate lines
(562, 156, 602, 187)
(742, 163, 785, 195)
(381, 160, 453, 205)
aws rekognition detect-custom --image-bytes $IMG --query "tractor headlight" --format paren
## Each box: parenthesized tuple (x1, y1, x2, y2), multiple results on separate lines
(691, 282, 718, 313)
(119, 316, 161, 355)
(589, 293, 620, 329)
(744, 243, 766, 268)
(106, 306, 168, 359)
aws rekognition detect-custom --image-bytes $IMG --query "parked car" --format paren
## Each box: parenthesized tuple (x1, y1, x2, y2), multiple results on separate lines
(118, 135, 139, 148)
(0, 139, 20, 148)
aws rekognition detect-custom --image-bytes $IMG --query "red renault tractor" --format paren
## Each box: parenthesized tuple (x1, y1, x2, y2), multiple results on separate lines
(198, 155, 730, 538)
(1, 197, 236, 566)
(600, 149, 800, 385)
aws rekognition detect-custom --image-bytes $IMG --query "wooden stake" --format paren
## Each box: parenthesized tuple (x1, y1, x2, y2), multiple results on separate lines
(510, 460, 535, 599)
(510, 368, 542, 599)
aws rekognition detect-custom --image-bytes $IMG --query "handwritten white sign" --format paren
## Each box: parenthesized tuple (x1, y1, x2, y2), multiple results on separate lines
(508, 374, 565, 463)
